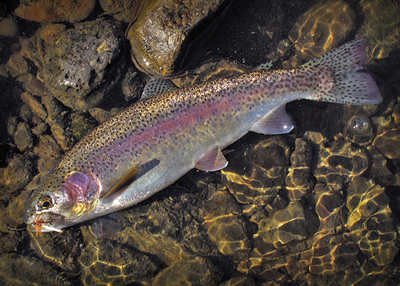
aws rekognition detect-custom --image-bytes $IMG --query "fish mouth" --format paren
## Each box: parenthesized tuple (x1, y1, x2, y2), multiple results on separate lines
(27, 213, 66, 235)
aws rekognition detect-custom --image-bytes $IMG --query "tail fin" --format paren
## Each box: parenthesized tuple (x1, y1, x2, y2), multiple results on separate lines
(303, 39, 383, 105)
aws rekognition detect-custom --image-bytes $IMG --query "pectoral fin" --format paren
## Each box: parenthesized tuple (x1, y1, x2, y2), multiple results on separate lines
(101, 163, 141, 200)
(250, 104, 294, 135)
(195, 146, 228, 172)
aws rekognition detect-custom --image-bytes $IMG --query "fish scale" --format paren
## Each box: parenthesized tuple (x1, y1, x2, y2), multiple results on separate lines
(24, 39, 382, 233)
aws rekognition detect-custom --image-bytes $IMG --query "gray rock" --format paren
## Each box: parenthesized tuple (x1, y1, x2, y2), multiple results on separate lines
(43, 18, 124, 109)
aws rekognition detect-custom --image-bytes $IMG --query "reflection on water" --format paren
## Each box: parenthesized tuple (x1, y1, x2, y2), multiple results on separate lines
(1, 0, 400, 285)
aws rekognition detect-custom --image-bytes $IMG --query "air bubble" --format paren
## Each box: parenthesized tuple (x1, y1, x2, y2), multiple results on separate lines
(345, 115, 374, 145)
(349, 115, 370, 134)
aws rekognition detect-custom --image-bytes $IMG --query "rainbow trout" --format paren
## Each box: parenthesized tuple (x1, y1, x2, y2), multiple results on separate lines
(24, 39, 382, 233)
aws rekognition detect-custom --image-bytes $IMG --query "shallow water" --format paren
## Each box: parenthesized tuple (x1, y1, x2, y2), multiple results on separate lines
(1, 0, 400, 285)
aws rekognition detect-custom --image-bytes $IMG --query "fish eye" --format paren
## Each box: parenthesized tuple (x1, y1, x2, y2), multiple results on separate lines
(38, 195, 53, 210)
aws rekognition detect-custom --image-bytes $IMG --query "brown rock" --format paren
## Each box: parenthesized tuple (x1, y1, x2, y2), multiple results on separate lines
(31, 121, 48, 135)
(38, 23, 66, 44)
(0, 16, 17, 37)
(34, 134, 62, 173)
(89, 107, 120, 124)
(0, 253, 71, 285)
(20, 92, 47, 120)
(14, 122, 33, 151)
(373, 129, 400, 160)
(14, 0, 96, 23)
(24, 74, 50, 97)
(7, 116, 18, 136)
(0, 155, 33, 197)
(4, 190, 31, 228)
(50, 124, 73, 151)
(6, 52, 29, 77)
(357, 0, 400, 60)
(153, 256, 221, 286)
(288, 0, 355, 63)
(126, 0, 229, 77)
(99, 0, 140, 22)
(203, 183, 250, 262)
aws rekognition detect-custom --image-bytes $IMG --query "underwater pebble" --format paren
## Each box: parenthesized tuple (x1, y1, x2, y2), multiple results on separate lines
(357, 0, 400, 60)
(24, 75, 50, 97)
(0, 16, 17, 37)
(3, 190, 31, 228)
(19, 103, 33, 123)
(6, 116, 17, 136)
(89, 107, 120, 124)
(285, 138, 314, 201)
(34, 134, 62, 173)
(79, 238, 160, 285)
(310, 134, 369, 186)
(14, 0, 95, 23)
(41, 95, 73, 150)
(219, 276, 255, 286)
(153, 256, 221, 286)
(70, 112, 97, 141)
(121, 67, 145, 102)
(0, 155, 33, 197)
(373, 129, 400, 159)
(50, 124, 72, 151)
(221, 137, 290, 205)
(31, 122, 48, 135)
(202, 183, 251, 262)
(13, 122, 33, 151)
(6, 52, 29, 77)
(0, 253, 72, 285)
(99, 0, 140, 22)
(288, 0, 355, 63)
(346, 177, 398, 271)
(20, 92, 47, 120)
(0, 232, 19, 253)
(368, 147, 397, 186)
(29, 229, 83, 273)
(172, 59, 249, 88)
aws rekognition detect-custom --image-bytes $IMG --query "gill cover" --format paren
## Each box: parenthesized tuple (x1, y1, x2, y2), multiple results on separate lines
(61, 171, 101, 218)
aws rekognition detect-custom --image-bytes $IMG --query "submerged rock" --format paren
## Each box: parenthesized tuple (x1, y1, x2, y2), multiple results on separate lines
(153, 256, 221, 286)
(0, 155, 33, 197)
(100, 0, 141, 22)
(202, 182, 251, 262)
(13, 122, 33, 151)
(357, 0, 400, 60)
(0, 253, 72, 286)
(43, 18, 124, 110)
(14, 0, 95, 23)
(288, 0, 355, 65)
(0, 16, 17, 37)
(221, 137, 290, 206)
(79, 239, 160, 286)
(126, 0, 230, 77)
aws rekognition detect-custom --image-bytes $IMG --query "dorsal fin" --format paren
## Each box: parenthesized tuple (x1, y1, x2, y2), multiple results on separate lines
(141, 78, 177, 99)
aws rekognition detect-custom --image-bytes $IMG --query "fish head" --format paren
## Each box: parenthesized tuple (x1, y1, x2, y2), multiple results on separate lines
(24, 169, 102, 234)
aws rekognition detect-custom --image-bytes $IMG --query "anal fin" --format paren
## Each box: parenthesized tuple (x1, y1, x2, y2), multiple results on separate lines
(195, 146, 228, 172)
(250, 105, 294, 135)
